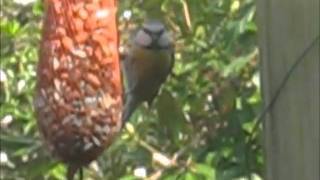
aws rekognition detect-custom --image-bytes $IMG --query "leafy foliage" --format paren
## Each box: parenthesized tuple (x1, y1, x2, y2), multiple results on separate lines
(0, 0, 262, 179)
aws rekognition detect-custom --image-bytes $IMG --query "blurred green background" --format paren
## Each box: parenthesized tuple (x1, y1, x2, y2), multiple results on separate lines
(0, 0, 262, 179)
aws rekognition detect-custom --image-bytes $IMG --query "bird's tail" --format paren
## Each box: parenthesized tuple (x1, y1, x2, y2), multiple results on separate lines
(67, 165, 77, 180)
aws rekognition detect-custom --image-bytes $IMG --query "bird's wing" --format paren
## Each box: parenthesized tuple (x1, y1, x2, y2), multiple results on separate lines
(122, 55, 138, 94)
(121, 55, 142, 123)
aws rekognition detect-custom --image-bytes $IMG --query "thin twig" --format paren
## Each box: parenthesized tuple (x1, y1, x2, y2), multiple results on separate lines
(146, 169, 164, 180)
(138, 138, 160, 154)
(173, 133, 202, 161)
(182, 0, 192, 31)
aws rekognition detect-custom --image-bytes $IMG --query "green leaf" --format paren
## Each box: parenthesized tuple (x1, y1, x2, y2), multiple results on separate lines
(185, 172, 198, 180)
(192, 163, 216, 179)
(246, 21, 257, 32)
(1, 20, 21, 37)
(119, 175, 140, 180)
(0, 135, 36, 151)
(156, 89, 186, 143)
(223, 48, 258, 77)
(32, 0, 44, 16)
(17, 157, 58, 179)
(48, 164, 66, 180)
(216, 166, 244, 180)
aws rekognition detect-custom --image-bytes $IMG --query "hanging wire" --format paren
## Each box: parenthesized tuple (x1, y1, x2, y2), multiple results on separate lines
(249, 35, 320, 141)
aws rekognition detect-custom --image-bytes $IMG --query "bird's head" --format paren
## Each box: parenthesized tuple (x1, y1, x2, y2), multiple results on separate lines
(134, 20, 172, 50)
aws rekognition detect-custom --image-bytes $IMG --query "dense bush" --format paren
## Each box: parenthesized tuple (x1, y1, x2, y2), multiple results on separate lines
(0, 0, 262, 179)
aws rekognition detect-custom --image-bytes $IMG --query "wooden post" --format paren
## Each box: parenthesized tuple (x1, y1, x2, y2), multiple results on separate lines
(257, 0, 319, 180)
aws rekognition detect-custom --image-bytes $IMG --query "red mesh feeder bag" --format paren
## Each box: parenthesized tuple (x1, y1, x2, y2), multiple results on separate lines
(34, 0, 122, 179)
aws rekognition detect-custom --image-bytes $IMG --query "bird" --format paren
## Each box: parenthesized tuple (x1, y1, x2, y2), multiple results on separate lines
(121, 19, 174, 123)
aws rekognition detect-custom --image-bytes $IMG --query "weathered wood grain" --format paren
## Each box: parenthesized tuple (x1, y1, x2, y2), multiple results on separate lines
(257, 0, 319, 179)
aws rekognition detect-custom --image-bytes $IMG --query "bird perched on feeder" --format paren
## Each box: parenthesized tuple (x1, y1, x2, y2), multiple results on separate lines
(122, 20, 174, 123)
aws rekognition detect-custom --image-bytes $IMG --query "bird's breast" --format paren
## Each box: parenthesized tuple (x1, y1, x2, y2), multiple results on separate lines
(131, 46, 172, 80)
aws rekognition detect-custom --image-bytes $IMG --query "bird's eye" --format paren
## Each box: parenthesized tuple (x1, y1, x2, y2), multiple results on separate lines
(142, 28, 153, 35)
(143, 27, 164, 37)
(155, 29, 165, 36)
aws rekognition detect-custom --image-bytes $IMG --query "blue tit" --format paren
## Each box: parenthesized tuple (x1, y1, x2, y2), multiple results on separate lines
(122, 19, 174, 123)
